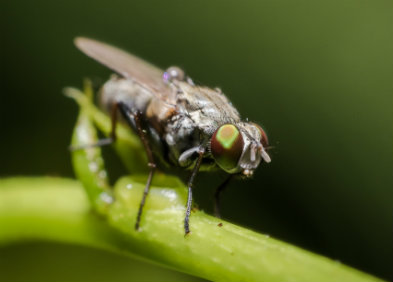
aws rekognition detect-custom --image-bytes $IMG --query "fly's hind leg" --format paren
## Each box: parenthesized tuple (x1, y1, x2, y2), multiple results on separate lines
(71, 100, 156, 230)
(116, 102, 156, 231)
(69, 102, 120, 151)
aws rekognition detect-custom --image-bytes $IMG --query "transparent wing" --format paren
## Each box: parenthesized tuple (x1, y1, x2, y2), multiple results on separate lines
(74, 37, 174, 103)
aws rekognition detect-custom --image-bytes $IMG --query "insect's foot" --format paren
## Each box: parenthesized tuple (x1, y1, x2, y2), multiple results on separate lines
(184, 223, 191, 237)
(184, 230, 191, 237)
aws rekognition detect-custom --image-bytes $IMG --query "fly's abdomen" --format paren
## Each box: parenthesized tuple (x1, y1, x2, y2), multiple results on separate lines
(99, 75, 154, 113)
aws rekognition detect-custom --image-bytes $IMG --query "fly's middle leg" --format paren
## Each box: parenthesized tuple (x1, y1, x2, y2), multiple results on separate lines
(133, 111, 156, 231)
(117, 102, 156, 231)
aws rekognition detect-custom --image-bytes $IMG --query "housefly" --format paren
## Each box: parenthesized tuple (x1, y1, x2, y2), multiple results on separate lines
(74, 37, 271, 234)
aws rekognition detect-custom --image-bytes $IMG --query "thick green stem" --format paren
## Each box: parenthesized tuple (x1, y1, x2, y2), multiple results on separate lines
(0, 177, 383, 282)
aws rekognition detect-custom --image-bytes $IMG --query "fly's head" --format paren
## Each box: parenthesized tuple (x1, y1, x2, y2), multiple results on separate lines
(210, 122, 271, 177)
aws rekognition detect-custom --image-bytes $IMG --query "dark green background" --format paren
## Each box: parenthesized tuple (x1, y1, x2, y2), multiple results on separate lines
(1, 0, 392, 281)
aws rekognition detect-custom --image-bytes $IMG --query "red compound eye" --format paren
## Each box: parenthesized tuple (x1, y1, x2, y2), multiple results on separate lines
(253, 123, 269, 148)
(211, 124, 244, 172)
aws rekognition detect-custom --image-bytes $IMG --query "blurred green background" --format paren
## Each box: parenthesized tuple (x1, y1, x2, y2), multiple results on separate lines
(1, 0, 392, 281)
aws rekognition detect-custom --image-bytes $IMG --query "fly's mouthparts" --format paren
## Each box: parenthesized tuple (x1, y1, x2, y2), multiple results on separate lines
(261, 148, 271, 163)
(250, 143, 257, 162)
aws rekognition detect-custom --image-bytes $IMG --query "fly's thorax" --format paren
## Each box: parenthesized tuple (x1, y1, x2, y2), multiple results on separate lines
(99, 75, 154, 113)
(154, 80, 242, 168)
(174, 81, 241, 128)
(210, 122, 271, 176)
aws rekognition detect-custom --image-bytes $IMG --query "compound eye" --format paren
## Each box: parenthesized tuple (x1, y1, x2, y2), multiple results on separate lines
(211, 124, 244, 171)
(253, 123, 269, 148)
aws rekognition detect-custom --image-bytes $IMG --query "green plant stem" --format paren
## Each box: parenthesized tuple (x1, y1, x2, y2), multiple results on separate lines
(0, 177, 123, 251)
(0, 177, 384, 282)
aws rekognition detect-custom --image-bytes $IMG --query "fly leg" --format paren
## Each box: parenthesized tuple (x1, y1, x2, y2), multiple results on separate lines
(69, 102, 119, 151)
(184, 148, 205, 235)
(116, 102, 157, 231)
(71, 99, 155, 230)
(214, 175, 233, 218)
(133, 112, 156, 231)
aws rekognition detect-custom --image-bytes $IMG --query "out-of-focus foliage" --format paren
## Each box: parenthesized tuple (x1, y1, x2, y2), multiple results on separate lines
(1, 0, 392, 281)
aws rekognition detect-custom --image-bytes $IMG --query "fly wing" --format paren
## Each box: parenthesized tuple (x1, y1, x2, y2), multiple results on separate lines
(74, 37, 175, 104)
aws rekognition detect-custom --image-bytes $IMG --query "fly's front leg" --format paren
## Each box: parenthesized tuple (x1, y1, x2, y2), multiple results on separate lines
(214, 175, 233, 218)
(184, 148, 205, 235)
(117, 102, 156, 231)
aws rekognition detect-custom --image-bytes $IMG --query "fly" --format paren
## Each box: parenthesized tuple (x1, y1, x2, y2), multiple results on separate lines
(74, 37, 271, 235)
